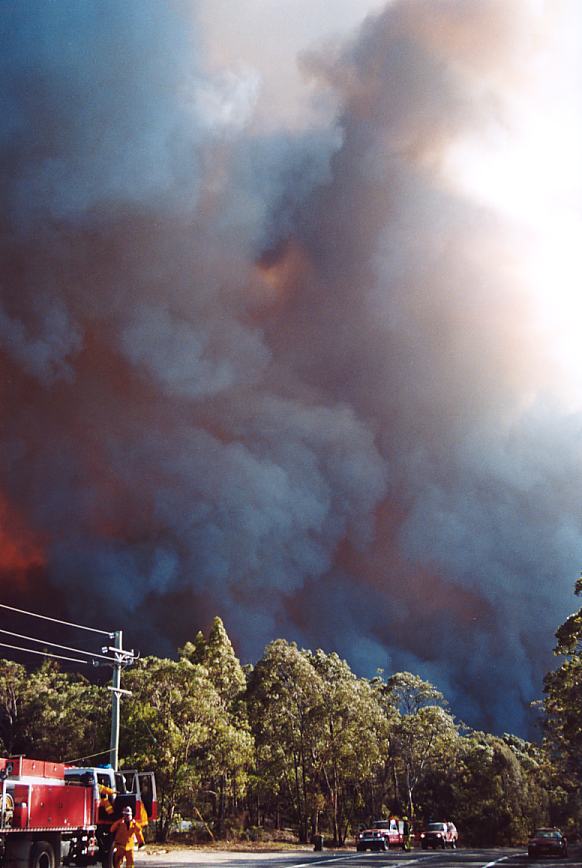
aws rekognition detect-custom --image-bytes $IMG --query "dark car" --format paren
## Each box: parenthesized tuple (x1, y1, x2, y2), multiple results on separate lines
(528, 828, 568, 859)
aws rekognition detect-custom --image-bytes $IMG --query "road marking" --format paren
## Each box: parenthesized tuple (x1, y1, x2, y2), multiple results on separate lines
(482, 855, 526, 867)
(385, 858, 447, 866)
(292, 855, 364, 867)
(292, 854, 443, 867)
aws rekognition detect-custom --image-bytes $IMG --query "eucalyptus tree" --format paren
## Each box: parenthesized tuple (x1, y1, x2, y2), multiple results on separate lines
(180, 618, 252, 837)
(246, 640, 323, 842)
(180, 616, 246, 706)
(0, 659, 28, 754)
(447, 732, 549, 845)
(543, 575, 582, 833)
(384, 671, 447, 715)
(306, 650, 389, 843)
(120, 655, 224, 841)
(377, 671, 458, 819)
(0, 658, 108, 761)
(544, 575, 582, 784)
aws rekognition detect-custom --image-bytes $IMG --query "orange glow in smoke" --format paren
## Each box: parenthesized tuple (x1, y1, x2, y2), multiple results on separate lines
(0, 495, 46, 581)
(255, 238, 312, 307)
(336, 500, 491, 626)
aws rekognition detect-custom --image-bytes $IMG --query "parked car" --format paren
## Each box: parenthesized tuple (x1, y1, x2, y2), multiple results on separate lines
(528, 828, 568, 859)
(420, 821, 458, 849)
(356, 818, 405, 851)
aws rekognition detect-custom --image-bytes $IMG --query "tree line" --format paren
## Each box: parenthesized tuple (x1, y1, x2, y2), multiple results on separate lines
(0, 580, 581, 847)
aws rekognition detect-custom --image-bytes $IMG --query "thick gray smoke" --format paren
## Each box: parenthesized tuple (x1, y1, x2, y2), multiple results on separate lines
(1, 0, 581, 733)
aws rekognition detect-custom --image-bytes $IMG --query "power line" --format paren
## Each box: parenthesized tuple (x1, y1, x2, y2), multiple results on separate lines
(0, 602, 137, 773)
(63, 749, 112, 765)
(0, 640, 88, 665)
(0, 603, 112, 636)
(0, 627, 116, 663)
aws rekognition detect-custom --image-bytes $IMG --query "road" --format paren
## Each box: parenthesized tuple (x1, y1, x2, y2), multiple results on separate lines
(139, 846, 582, 868)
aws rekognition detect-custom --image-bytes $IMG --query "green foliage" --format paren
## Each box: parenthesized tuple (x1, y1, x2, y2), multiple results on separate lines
(554, 610, 582, 656)
(0, 659, 108, 761)
(446, 733, 550, 845)
(247, 642, 391, 843)
(383, 671, 447, 716)
(1, 608, 577, 847)
(0, 660, 27, 754)
(306, 649, 389, 843)
(246, 640, 322, 843)
(390, 700, 459, 818)
(544, 573, 582, 825)
(179, 619, 251, 838)
(179, 617, 246, 706)
(121, 655, 225, 841)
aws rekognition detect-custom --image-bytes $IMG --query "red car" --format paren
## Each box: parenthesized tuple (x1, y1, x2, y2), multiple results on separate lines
(528, 828, 568, 859)
(420, 821, 458, 849)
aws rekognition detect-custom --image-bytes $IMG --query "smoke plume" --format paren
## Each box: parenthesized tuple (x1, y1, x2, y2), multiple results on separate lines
(1, 0, 581, 733)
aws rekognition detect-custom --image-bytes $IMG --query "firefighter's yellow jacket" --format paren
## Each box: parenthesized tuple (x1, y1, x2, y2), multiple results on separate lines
(110, 818, 145, 851)
(99, 785, 115, 817)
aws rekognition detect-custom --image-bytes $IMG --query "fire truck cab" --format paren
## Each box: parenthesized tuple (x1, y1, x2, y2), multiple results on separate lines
(63, 767, 157, 825)
(63, 766, 157, 864)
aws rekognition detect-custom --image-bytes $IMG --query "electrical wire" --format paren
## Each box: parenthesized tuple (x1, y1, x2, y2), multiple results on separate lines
(0, 627, 116, 662)
(0, 640, 88, 665)
(63, 749, 112, 765)
(0, 603, 112, 636)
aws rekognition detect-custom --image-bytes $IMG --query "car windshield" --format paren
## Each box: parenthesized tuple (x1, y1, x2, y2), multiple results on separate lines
(427, 824, 446, 831)
(535, 830, 560, 839)
(373, 822, 390, 829)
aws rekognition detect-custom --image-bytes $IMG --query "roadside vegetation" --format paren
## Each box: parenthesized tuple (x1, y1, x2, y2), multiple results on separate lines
(1, 580, 581, 848)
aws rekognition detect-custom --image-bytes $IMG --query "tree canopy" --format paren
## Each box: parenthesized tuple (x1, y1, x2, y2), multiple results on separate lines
(0, 601, 580, 845)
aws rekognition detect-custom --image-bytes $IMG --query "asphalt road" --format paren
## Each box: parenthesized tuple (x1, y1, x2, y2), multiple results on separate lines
(140, 846, 582, 868)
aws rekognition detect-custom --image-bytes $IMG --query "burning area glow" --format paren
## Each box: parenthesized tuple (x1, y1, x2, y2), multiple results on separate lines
(1, 0, 582, 734)
(0, 497, 46, 581)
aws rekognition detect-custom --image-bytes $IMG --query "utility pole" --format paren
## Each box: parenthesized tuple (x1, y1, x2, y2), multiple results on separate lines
(0, 604, 137, 772)
(109, 630, 122, 771)
(107, 631, 135, 771)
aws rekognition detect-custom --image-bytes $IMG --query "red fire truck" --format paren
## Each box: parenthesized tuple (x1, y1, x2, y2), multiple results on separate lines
(0, 757, 157, 868)
(356, 817, 406, 851)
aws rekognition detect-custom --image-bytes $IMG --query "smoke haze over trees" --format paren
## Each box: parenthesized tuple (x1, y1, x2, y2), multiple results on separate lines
(1, 0, 582, 735)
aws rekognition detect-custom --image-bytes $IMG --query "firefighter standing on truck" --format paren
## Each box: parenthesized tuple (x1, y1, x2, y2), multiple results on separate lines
(99, 784, 115, 819)
(110, 806, 145, 868)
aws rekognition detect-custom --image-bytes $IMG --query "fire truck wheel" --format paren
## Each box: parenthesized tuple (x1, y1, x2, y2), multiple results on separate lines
(30, 841, 57, 868)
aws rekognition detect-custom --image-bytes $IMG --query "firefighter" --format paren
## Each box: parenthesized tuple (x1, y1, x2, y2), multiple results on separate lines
(402, 816, 413, 851)
(110, 806, 145, 868)
(138, 801, 149, 827)
(99, 784, 115, 820)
